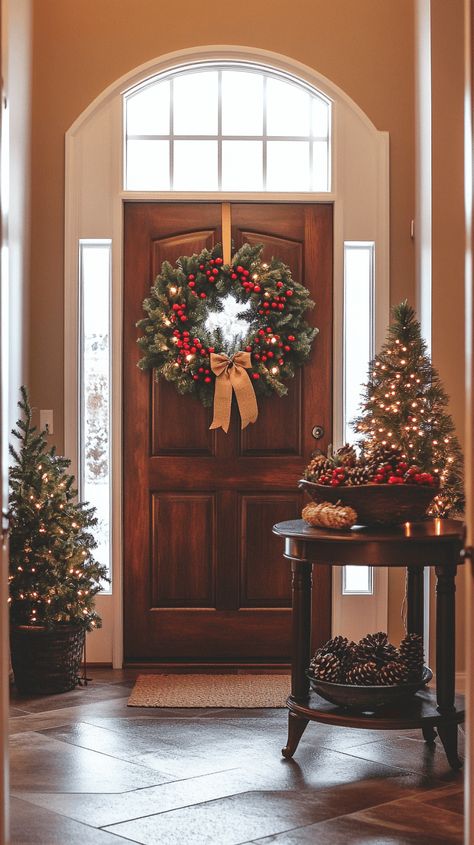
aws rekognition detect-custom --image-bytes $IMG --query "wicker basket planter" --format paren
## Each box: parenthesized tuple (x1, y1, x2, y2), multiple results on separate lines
(10, 624, 85, 695)
(299, 479, 438, 525)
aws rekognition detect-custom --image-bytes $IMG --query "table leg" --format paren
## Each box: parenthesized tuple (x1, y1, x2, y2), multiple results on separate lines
(289, 560, 313, 702)
(282, 712, 310, 759)
(281, 560, 312, 760)
(435, 565, 462, 769)
(407, 565, 424, 636)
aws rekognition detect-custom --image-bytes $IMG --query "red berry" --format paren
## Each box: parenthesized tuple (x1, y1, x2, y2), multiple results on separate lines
(188, 281, 195, 288)
(277, 282, 283, 288)
(231, 273, 238, 280)
(267, 351, 274, 358)
(200, 293, 207, 299)
(261, 355, 267, 362)
(208, 347, 215, 353)
(172, 304, 180, 311)
(199, 264, 205, 270)
(254, 354, 260, 360)
(330, 479, 339, 487)
(215, 257, 223, 265)
(198, 367, 204, 373)
(180, 316, 187, 322)
(278, 303, 284, 310)
(237, 265, 244, 273)
(245, 345, 252, 352)
(286, 290, 293, 297)
(212, 268, 219, 276)
(263, 302, 270, 309)
(254, 285, 261, 293)
(204, 377, 211, 383)
(288, 335, 295, 342)
(188, 274, 195, 281)
(252, 373, 260, 380)
(278, 359, 284, 365)
(193, 375, 199, 381)
(210, 259, 215, 265)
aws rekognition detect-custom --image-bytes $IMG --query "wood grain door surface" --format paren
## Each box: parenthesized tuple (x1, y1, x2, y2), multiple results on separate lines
(123, 203, 333, 663)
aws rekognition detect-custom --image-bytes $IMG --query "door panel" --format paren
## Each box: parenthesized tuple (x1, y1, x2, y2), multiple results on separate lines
(124, 202, 333, 663)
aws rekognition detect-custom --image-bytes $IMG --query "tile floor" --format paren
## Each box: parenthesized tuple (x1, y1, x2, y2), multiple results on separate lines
(9, 669, 464, 844)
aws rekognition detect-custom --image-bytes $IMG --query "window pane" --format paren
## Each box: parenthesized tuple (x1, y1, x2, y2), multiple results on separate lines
(343, 566, 373, 594)
(173, 72, 218, 135)
(173, 140, 218, 190)
(126, 81, 170, 135)
(266, 141, 310, 191)
(126, 140, 170, 190)
(222, 71, 263, 135)
(312, 140, 329, 191)
(344, 243, 374, 443)
(80, 241, 111, 590)
(266, 78, 310, 136)
(312, 96, 330, 137)
(222, 141, 263, 191)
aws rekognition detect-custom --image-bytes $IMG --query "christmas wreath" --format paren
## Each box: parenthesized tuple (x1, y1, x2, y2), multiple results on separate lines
(137, 243, 317, 431)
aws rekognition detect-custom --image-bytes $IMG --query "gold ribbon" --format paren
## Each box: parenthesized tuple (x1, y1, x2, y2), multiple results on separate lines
(209, 351, 258, 433)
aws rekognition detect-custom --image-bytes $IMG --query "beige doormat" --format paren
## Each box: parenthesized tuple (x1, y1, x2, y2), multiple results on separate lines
(128, 673, 291, 708)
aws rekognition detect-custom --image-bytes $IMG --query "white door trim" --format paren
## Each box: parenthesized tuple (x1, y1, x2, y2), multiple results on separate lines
(64, 46, 390, 667)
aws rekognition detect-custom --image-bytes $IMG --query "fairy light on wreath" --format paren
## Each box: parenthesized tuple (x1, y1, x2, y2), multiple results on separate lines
(137, 243, 318, 432)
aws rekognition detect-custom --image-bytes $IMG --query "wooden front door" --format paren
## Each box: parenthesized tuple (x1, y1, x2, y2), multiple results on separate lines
(123, 203, 333, 663)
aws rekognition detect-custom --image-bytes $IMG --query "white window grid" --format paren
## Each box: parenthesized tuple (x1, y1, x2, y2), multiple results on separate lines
(124, 63, 332, 192)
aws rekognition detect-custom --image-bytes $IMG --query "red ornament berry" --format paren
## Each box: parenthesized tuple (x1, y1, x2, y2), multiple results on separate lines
(252, 372, 260, 380)
(245, 345, 252, 352)
(276, 282, 283, 288)
(231, 273, 238, 280)
(210, 259, 215, 265)
(199, 264, 205, 270)
(204, 376, 212, 383)
(254, 285, 261, 293)
(193, 375, 199, 381)
(278, 303, 284, 310)
(284, 345, 291, 352)
(237, 265, 244, 273)
(212, 268, 219, 276)
(288, 335, 295, 342)
(215, 257, 223, 265)
(188, 281, 195, 288)
(263, 302, 270, 309)
(286, 290, 293, 297)
(188, 274, 195, 281)
(208, 347, 215, 353)
(278, 359, 284, 365)
(172, 303, 180, 311)
(180, 316, 187, 322)
(200, 292, 207, 299)
(254, 354, 260, 360)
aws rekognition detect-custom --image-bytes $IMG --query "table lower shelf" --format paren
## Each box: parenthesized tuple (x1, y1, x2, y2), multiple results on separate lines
(287, 687, 465, 730)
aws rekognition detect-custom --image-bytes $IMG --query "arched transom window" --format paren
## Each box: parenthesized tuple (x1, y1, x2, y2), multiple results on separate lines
(124, 63, 331, 192)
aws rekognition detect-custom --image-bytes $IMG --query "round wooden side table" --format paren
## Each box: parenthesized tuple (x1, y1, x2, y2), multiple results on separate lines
(273, 518, 465, 770)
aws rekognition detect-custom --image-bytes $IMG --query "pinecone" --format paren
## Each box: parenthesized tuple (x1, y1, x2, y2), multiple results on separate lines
(378, 660, 409, 685)
(320, 636, 354, 660)
(309, 652, 341, 682)
(345, 660, 378, 686)
(355, 632, 398, 668)
(304, 453, 334, 483)
(364, 443, 403, 475)
(399, 633, 424, 680)
(302, 501, 357, 530)
(346, 464, 372, 486)
(334, 444, 357, 468)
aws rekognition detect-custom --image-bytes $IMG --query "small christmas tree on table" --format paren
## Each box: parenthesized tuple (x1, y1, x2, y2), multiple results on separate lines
(353, 301, 464, 516)
(9, 387, 108, 630)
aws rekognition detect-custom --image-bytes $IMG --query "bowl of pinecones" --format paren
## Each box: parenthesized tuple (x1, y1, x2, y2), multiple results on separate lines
(307, 633, 432, 711)
(300, 444, 439, 525)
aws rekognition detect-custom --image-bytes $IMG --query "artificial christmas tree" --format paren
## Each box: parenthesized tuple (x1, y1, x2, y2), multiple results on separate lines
(8, 388, 108, 693)
(353, 301, 464, 516)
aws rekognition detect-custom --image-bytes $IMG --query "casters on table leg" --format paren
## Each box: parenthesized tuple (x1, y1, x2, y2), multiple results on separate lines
(422, 725, 437, 744)
(437, 723, 463, 770)
(282, 712, 309, 759)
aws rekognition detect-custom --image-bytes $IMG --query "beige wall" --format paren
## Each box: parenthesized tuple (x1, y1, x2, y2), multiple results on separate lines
(37, 1, 474, 665)
(431, 0, 466, 672)
(29, 0, 416, 450)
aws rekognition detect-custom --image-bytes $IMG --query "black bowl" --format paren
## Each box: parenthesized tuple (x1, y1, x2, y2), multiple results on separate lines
(307, 666, 433, 712)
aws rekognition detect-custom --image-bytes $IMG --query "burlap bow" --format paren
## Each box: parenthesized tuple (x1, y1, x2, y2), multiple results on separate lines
(209, 351, 258, 433)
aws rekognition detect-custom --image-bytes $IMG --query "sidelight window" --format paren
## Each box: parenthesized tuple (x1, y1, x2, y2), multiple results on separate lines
(79, 240, 112, 589)
(124, 65, 332, 192)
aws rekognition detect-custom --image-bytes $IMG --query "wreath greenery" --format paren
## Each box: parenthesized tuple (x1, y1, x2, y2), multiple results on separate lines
(137, 243, 318, 407)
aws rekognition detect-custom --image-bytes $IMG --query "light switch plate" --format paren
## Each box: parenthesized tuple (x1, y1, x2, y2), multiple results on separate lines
(40, 410, 53, 435)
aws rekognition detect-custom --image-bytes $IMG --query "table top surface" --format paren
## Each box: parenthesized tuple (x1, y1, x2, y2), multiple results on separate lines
(273, 518, 465, 545)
